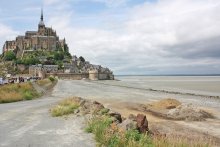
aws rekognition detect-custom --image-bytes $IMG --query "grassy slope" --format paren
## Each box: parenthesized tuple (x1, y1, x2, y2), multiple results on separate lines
(0, 77, 57, 103)
(0, 82, 39, 103)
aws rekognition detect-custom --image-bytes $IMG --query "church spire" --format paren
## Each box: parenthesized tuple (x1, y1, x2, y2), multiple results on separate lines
(39, 7, 45, 27)
(41, 8, 43, 21)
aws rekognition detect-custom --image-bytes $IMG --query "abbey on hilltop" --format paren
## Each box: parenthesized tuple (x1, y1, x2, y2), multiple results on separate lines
(2, 9, 67, 57)
(1, 9, 114, 80)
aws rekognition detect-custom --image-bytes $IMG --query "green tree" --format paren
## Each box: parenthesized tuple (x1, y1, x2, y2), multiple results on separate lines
(4, 51, 16, 61)
(55, 61, 63, 70)
(54, 52, 64, 61)
(64, 44, 69, 53)
(64, 51, 72, 58)
(15, 59, 22, 64)
(22, 57, 40, 65)
(79, 56, 85, 62)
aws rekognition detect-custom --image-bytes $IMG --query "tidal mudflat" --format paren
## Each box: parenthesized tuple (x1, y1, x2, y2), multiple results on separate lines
(52, 77, 220, 143)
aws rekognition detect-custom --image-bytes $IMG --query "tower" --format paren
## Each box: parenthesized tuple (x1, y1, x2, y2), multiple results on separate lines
(38, 8, 45, 35)
(41, 8, 43, 22)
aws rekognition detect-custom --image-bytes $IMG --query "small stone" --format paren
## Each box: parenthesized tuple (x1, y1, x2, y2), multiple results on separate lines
(74, 109, 79, 114)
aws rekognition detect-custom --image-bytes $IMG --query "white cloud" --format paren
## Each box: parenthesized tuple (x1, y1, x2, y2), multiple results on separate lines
(0, 23, 19, 53)
(91, 0, 128, 7)
(45, 0, 220, 74)
(44, 0, 127, 7)
(44, 0, 64, 6)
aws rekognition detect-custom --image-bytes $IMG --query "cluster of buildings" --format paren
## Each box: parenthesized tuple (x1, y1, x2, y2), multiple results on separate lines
(29, 55, 114, 80)
(2, 9, 114, 80)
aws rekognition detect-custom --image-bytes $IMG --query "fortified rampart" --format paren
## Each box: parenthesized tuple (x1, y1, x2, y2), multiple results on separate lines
(46, 73, 89, 80)
(45, 72, 114, 80)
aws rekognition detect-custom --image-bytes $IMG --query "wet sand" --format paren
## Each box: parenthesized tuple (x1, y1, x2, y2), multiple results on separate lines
(51, 78, 220, 142)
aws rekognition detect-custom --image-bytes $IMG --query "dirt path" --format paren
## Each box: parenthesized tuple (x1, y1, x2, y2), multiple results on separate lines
(0, 81, 95, 147)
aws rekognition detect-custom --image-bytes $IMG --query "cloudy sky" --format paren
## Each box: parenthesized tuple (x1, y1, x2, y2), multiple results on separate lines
(0, 0, 220, 75)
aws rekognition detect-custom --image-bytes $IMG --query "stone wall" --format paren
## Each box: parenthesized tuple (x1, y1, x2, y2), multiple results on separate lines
(46, 73, 89, 80)
(45, 72, 114, 80)
(98, 73, 114, 80)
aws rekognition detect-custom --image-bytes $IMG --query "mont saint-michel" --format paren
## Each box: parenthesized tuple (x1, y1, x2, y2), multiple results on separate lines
(1, 9, 114, 81)
(3, 9, 66, 56)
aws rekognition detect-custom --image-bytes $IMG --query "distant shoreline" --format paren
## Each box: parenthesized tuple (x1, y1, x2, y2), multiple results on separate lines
(92, 81, 220, 99)
(116, 74, 220, 77)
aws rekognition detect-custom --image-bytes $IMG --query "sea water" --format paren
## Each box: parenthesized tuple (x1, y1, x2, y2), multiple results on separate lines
(116, 76, 220, 97)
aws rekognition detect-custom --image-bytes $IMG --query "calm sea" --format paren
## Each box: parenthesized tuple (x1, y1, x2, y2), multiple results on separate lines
(115, 76, 220, 97)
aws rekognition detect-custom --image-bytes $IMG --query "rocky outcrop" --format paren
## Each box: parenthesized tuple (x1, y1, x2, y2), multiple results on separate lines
(71, 97, 149, 134)
(76, 99, 105, 115)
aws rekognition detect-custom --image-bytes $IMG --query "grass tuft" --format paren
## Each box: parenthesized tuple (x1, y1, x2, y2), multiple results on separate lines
(50, 98, 80, 117)
(23, 91, 34, 100)
(48, 76, 55, 82)
(36, 79, 51, 86)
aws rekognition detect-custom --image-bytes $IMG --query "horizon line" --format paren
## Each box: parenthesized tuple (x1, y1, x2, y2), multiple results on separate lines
(115, 74, 220, 76)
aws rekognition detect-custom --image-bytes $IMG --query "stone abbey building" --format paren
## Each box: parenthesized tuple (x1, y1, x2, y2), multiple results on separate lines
(2, 9, 67, 57)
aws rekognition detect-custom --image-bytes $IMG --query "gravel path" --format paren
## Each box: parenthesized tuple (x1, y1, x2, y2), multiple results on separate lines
(0, 81, 95, 147)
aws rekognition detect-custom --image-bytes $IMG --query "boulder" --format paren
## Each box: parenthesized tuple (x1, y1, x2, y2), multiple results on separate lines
(136, 114, 148, 133)
(91, 101, 105, 113)
(118, 119, 137, 131)
(81, 100, 105, 114)
(109, 111, 122, 123)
